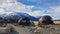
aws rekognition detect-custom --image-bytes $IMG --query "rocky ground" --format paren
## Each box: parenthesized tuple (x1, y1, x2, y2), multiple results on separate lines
(8, 24, 60, 34)
(9, 24, 32, 34)
(38, 25, 60, 34)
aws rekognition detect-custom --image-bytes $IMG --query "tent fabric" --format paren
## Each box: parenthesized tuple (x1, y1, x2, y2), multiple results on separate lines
(39, 15, 54, 25)
(18, 17, 32, 26)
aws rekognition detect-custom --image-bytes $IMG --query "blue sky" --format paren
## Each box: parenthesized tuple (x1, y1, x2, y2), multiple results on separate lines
(17, 0, 60, 9)
(0, 0, 60, 20)
(17, 0, 60, 20)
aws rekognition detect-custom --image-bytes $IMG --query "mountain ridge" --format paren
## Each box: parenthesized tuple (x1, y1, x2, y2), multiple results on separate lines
(0, 12, 41, 21)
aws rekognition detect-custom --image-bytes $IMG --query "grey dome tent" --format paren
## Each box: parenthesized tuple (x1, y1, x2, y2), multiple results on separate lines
(18, 17, 32, 26)
(39, 15, 54, 25)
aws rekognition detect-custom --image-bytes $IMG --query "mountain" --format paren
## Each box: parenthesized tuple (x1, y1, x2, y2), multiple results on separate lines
(0, 12, 41, 21)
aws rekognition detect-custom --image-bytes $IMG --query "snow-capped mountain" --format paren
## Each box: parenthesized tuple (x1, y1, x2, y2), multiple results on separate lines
(0, 12, 41, 21)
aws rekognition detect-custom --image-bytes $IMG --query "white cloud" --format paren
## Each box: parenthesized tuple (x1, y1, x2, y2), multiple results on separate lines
(0, 8, 5, 14)
(0, 0, 43, 18)
(51, 6, 60, 12)
(0, 0, 60, 20)
(0, 0, 29, 11)
(48, 6, 60, 20)
(0, 8, 14, 16)
(51, 6, 60, 15)
(0, 0, 32, 13)
(28, 10, 43, 17)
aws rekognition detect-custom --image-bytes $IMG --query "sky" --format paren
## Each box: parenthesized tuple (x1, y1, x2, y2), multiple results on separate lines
(0, 0, 60, 20)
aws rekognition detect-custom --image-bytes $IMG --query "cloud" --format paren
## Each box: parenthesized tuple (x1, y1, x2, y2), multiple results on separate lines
(0, 8, 5, 14)
(0, 8, 14, 16)
(0, 0, 43, 18)
(0, 0, 60, 20)
(18, 0, 60, 7)
(51, 6, 60, 13)
(51, 6, 60, 12)
(0, 0, 31, 13)
(17, 0, 60, 20)
(46, 6, 60, 20)
(28, 10, 43, 17)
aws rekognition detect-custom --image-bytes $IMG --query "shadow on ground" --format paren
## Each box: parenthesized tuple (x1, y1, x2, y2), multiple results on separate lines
(10, 30, 19, 34)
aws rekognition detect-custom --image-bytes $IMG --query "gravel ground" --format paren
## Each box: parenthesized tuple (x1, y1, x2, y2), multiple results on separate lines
(9, 24, 60, 34)
(9, 24, 32, 34)
(38, 25, 60, 34)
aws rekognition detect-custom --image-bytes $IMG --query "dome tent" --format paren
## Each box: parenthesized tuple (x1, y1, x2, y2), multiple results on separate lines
(39, 15, 54, 25)
(18, 17, 32, 26)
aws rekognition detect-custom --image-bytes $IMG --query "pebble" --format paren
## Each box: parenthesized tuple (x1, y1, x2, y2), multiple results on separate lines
(50, 32, 52, 34)
(55, 28, 58, 30)
(31, 25, 60, 34)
